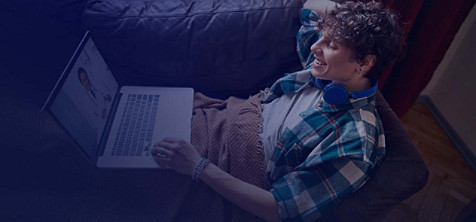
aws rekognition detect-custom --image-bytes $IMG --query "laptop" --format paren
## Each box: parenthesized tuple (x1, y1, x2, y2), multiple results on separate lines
(42, 31, 194, 168)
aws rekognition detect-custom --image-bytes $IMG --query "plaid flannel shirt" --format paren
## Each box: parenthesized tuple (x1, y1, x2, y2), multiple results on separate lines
(260, 9, 386, 222)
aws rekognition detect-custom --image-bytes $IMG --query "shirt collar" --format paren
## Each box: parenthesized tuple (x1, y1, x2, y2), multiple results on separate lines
(314, 94, 376, 113)
(261, 68, 377, 111)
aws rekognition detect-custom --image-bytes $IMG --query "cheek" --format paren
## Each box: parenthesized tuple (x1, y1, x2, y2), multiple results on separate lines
(333, 55, 350, 65)
(333, 55, 357, 70)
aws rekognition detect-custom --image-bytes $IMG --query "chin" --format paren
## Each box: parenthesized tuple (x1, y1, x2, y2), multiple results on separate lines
(310, 69, 328, 80)
(310, 69, 319, 78)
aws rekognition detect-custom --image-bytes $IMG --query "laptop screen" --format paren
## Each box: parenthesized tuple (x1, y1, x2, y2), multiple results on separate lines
(44, 33, 119, 159)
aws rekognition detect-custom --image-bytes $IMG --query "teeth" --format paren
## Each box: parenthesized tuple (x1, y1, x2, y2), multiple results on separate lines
(315, 60, 326, 65)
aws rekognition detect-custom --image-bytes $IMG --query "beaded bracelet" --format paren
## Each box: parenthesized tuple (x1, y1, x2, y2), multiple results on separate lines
(192, 158, 210, 181)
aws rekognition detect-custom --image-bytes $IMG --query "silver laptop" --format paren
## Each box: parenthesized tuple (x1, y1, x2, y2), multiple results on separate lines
(42, 32, 194, 168)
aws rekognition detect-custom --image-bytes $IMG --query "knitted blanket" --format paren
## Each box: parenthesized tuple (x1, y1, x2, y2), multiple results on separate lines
(151, 92, 269, 222)
(0, 85, 268, 221)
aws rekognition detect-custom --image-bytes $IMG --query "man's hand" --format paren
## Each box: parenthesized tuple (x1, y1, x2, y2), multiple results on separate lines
(152, 137, 202, 175)
(153, 139, 281, 222)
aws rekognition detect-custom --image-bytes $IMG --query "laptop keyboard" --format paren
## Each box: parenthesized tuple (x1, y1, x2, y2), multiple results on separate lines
(111, 94, 160, 156)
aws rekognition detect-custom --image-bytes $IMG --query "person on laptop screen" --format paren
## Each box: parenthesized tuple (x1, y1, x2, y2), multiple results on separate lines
(151, 1, 404, 221)
(77, 67, 112, 120)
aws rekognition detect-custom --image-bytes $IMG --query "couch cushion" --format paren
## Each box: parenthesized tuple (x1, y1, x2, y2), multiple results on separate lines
(83, 0, 306, 99)
(319, 91, 429, 221)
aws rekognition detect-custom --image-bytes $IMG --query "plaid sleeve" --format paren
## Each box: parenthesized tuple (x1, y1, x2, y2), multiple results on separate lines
(260, 69, 314, 103)
(296, 9, 322, 68)
(270, 157, 371, 222)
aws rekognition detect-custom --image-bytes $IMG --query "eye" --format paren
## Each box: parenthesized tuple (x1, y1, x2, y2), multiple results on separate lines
(328, 42, 338, 49)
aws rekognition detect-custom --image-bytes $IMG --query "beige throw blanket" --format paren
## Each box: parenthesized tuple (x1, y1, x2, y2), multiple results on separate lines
(151, 92, 269, 222)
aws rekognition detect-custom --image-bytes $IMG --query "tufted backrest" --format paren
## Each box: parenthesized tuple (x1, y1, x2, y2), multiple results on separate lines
(83, 0, 306, 99)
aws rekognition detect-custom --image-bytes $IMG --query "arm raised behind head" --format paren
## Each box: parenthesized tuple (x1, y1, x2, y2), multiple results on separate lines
(303, 0, 341, 15)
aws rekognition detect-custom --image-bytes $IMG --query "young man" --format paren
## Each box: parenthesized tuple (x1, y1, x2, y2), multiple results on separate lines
(152, 1, 404, 221)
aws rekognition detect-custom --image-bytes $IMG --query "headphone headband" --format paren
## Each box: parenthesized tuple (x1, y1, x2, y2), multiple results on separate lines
(314, 78, 378, 105)
(350, 80, 379, 99)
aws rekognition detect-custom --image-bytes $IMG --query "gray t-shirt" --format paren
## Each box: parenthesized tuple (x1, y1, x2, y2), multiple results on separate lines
(260, 87, 323, 170)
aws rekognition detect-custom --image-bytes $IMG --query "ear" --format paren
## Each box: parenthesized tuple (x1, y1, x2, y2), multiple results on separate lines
(360, 54, 376, 73)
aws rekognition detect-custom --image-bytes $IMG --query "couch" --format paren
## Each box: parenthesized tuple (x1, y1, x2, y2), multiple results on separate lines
(0, 0, 428, 221)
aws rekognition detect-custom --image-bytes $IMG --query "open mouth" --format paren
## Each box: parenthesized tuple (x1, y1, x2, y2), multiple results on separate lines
(312, 58, 327, 70)
(311, 58, 327, 74)
(314, 59, 327, 66)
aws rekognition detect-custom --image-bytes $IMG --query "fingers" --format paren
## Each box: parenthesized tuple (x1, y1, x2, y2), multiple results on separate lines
(151, 138, 201, 175)
(154, 141, 174, 151)
(152, 137, 195, 159)
(151, 138, 182, 162)
(154, 138, 190, 151)
(161, 137, 189, 146)
(151, 146, 173, 157)
(162, 137, 180, 143)
(152, 147, 173, 167)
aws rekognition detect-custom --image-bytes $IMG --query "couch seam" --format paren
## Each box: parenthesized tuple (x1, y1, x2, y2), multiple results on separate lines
(84, 6, 302, 19)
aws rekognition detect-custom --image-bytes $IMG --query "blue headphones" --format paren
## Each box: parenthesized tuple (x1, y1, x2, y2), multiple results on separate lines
(314, 78, 378, 105)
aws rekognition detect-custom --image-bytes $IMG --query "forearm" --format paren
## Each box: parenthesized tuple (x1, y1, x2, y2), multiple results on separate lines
(199, 163, 281, 222)
(303, 0, 340, 15)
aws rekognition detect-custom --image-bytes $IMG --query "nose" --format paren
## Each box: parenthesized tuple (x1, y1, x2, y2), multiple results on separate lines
(310, 38, 324, 53)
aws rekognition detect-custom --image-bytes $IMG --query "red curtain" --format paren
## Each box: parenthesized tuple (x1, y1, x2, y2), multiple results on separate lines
(374, 0, 476, 117)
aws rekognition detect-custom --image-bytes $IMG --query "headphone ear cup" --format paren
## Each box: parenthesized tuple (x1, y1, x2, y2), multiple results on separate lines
(323, 83, 349, 105)
(314, 78, 328, 89)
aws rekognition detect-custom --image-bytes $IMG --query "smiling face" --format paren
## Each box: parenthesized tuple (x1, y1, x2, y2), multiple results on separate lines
(316, 1, 405, 85)
(310, 34, 362, 85)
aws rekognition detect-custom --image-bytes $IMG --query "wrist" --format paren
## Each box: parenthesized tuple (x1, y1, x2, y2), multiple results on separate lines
(192, 158, 210, 181)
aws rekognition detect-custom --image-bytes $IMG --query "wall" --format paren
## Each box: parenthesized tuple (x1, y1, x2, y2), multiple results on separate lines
(421, 3, 476, 157)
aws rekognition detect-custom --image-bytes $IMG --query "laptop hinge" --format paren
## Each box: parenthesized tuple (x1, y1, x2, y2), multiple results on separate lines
(96, 90, 123, 158)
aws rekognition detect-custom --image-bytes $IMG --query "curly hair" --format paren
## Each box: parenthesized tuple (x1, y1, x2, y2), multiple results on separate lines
(317, 1, 405, 83)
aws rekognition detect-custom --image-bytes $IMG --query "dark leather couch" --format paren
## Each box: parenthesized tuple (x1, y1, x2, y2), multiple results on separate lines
(0, 0, 428, 221)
